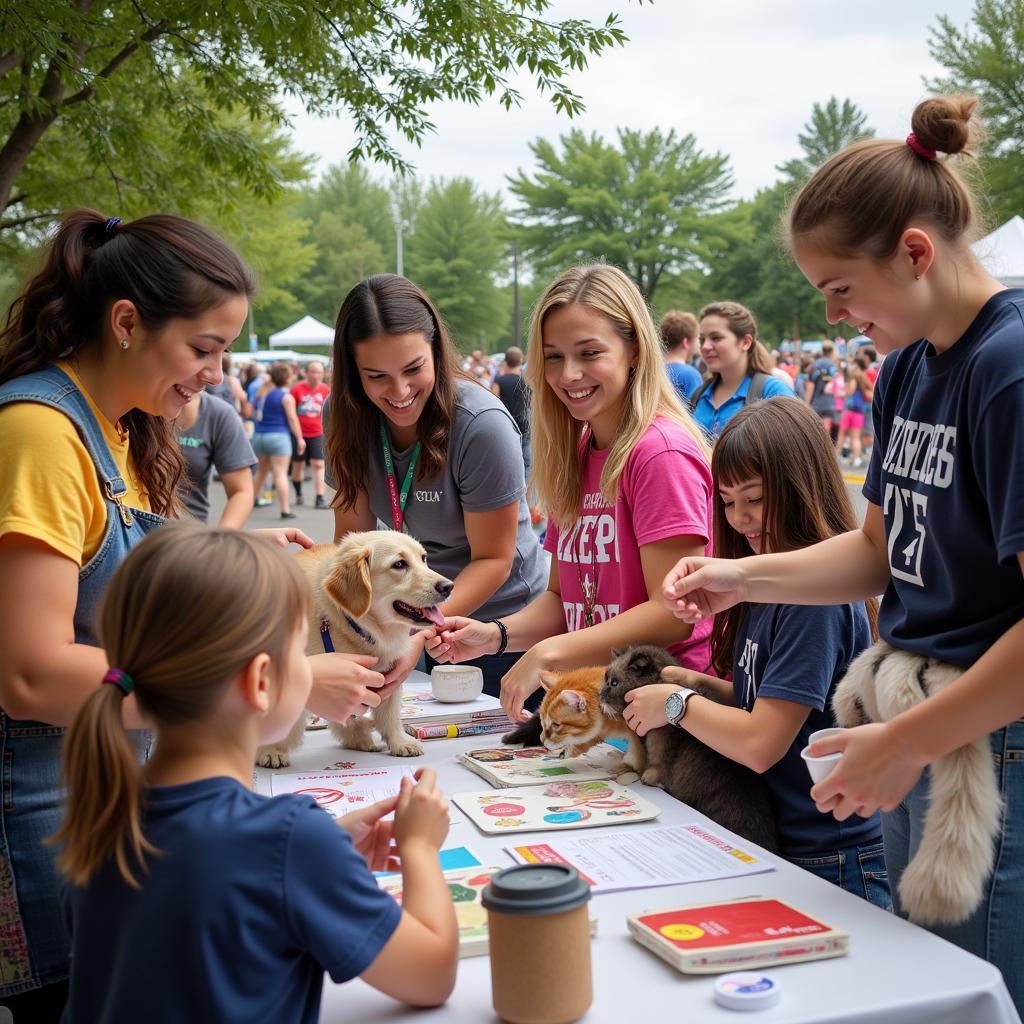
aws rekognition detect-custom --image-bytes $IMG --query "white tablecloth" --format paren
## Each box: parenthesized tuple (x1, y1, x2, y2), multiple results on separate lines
(254, 726, 1021, 1024)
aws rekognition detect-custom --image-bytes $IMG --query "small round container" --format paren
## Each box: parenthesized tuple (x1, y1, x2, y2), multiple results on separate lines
(808, 726, 846, 747)
(800, 744, 842, 785)
(713, 972, 782, 1012)
(430, 664, 484, 702)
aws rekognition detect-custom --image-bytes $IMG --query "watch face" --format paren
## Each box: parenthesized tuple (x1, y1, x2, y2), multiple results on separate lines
(665, 691, 683, 723)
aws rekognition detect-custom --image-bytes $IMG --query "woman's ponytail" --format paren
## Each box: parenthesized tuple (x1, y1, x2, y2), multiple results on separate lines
(50, 677, 155, 889)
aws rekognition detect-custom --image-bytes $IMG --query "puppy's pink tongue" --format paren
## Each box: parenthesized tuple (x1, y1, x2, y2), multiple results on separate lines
(421, 605, 446, 627)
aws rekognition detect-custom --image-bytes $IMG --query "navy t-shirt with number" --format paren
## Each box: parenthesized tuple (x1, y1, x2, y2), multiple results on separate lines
(61, 777, 401, 1024)
(732, 601, 881, 857)
(864, 289, 1024, 668)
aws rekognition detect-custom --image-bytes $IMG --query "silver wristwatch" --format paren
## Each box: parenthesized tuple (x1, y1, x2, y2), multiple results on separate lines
(665, 686, 698, 727)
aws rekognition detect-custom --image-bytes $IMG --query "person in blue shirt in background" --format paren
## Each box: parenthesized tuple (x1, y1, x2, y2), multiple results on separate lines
(689, 301, 793, 439)
(659, 309, 703, 401)
(54, 524, 458, 1023)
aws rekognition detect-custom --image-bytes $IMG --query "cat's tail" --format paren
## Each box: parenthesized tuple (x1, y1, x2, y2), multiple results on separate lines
(503, 714, 542, 746)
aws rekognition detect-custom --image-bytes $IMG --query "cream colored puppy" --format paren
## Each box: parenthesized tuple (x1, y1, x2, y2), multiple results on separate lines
(258, 530, 452, 768)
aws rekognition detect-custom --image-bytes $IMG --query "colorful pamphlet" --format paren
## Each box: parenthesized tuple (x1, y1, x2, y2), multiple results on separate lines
(627, 897, 849, 974)
(377, 865, 597, 958)
(459, 743, 625, 788)
(452, 780, 660, 834)
(506, 824, 775, 894)
(270, 768, 415, 819)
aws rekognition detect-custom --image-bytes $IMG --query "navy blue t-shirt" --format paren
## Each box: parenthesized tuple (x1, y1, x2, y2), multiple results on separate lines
(61, 777, 402, 1024)
(732, 601, 881, 857)
(864, 289, 1024, 667)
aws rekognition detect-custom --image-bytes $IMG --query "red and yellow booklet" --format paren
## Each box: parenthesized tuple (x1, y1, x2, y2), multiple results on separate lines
(627, 896, 849, 974)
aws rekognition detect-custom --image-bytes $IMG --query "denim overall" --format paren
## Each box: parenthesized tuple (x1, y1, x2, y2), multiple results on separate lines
(0, 365, 163, 997)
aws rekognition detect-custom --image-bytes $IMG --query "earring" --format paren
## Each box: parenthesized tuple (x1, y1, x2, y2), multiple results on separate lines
(119, 338, 129, 350)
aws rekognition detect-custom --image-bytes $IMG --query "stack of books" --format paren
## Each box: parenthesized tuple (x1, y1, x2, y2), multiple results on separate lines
(400, 674, 512, 740)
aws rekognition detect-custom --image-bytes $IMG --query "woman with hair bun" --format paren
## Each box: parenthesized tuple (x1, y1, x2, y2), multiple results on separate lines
(0, 211, 385, 1019)
(661, 95, 1024, 1006)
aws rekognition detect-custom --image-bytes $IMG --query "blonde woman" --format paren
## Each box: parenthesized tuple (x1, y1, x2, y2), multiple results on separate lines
(426, 264, 714, 722)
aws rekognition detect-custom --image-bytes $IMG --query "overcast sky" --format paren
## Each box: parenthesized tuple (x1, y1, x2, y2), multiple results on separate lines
(285, 0, 978, 204)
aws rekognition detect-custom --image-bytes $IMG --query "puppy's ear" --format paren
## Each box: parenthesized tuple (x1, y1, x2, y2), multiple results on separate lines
(559, 689, 587, 714)
(324, 546, 373, 618)
(629, 650, 652, 672)
(539, 670, 560, 691)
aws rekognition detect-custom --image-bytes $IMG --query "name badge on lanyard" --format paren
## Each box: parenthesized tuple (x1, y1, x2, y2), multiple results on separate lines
(379, 414, 421, 534)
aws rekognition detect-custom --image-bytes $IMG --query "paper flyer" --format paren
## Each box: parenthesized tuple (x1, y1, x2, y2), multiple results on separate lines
(507, 823, 775, 893)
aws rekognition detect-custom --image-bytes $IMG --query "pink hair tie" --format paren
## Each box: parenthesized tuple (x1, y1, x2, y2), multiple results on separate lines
(102, 668, 135, 697)
(906, 133, 937, 160)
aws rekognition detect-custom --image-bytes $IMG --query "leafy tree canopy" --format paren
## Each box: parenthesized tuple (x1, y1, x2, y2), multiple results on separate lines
(777, 96, 875, 183)
(0, 1, 627, 235)
(927, 0, 1024, 221)
(508, 127, 737, 301)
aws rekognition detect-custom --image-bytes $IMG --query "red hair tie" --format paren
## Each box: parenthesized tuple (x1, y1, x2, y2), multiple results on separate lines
(906, 133, 937, 160)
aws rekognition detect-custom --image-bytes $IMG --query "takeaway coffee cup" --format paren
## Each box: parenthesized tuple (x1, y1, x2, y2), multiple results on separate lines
(482, 864, 592, 1024)
(430, 664, 484, 703)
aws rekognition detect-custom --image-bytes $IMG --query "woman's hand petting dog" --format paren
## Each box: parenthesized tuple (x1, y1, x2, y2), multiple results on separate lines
(338, 794, 401, 873)
(393, 768, 449, 855)
(380, 633, 428, 699)
(306, 652, 386, 723)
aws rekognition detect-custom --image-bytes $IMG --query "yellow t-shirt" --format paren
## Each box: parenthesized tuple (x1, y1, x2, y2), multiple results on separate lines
(0, 361, 150, 566)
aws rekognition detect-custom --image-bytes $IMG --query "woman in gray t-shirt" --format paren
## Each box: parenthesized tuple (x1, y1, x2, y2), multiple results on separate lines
(325, 274, 547, 698)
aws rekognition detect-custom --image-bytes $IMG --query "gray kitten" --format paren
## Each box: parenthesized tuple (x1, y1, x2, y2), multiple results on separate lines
(600, 645, 779, 854)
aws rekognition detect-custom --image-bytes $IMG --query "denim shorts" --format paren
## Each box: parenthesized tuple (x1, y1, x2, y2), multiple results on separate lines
(789, 839, 893, 911)
(251, 432, 292, 458)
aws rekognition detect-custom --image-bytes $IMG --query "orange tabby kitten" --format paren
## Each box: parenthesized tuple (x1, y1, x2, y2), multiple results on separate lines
(502, 666, 646, 783)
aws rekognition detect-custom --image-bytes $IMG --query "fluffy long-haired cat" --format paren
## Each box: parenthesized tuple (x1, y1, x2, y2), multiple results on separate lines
(601, 645, 779, 853)
(502, 666, 646, 783)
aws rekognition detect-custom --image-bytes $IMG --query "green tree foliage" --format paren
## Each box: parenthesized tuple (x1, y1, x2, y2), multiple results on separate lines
(927, 0, 1024, 221)
(777, 97, 875, 182)
(406, 178, 507, 350)
(508, 128, 736, 302)
(704, 99, 875, 342)
(0, 1, 627, 235)
(281, 163, 397, 330)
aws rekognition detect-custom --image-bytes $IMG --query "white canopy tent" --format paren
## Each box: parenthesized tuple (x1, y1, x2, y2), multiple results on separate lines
(268, 314, 334, 348)
(972, 215, 1024, 287)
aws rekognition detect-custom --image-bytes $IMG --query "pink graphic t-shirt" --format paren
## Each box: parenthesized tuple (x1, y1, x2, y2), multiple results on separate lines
(543, 417, 714, 670)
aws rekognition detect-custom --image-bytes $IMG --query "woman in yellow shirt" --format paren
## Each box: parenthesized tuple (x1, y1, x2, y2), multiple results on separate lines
(0, 210, 388, 1020)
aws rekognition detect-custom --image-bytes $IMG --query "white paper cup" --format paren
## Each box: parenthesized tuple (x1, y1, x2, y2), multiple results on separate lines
(800, 745, 842, 785)
(808, 727, 847, 747)
(430, 664, 484, 703)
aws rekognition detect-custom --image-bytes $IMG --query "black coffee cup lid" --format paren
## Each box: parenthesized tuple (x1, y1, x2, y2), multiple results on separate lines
(481, 864, 591, 916)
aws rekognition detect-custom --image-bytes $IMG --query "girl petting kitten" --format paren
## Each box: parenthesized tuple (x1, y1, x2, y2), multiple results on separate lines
(427, 264, 714, 723)
(624, 399, 890, 908)
(54, 524, 457, 1023)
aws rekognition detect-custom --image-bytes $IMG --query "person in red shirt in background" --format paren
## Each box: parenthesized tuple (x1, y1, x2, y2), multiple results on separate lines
(290, 360, 330, 509)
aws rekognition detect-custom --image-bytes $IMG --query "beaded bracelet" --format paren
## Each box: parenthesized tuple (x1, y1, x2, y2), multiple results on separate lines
(488, 618, 509, 656)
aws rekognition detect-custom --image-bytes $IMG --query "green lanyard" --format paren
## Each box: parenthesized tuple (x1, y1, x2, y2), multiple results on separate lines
(379, 415, 421, 532)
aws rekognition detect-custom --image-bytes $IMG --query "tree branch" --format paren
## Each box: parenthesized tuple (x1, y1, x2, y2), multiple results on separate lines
(61, 22, 171, 108)
(0, 210, 59, 231)
(0, 51, 20, 80)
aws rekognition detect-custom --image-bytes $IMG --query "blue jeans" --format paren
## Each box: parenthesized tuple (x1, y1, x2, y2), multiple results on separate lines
(789, 840, 893, 911)
(883, 721, 1024, 1013)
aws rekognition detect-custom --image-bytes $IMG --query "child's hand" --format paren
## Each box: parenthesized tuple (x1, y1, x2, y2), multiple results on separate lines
(337, 795, 400, 872)
(662, 556, 748, 622)
(393, 768, 449, 854)
(623, 683, 677, 737)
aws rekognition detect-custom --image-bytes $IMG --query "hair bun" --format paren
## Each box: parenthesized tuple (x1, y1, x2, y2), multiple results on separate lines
(911, 95, 982, 157)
